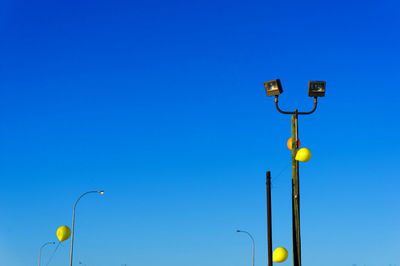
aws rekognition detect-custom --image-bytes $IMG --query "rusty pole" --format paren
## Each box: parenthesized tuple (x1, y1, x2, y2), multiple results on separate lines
(266, 171, 273, 266)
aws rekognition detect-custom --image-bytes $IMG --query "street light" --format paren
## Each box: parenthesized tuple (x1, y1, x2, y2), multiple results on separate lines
(308, 81, 326, 97)
(38, 241, 55, 266)
(236, 230, 255, 266)
(263, 79, 326, 266)
(264, 79, 283, 96)
(69, 190, 104, 266)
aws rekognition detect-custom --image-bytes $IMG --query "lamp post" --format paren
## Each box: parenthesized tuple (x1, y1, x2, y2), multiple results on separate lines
(38, 241, 55, 266)
(264, 79, 326, 266)
(236, 230, 255, 266)
(69, 190, 104, 266)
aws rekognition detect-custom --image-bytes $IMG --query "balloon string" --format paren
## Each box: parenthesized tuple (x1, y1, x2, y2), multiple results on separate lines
(270, 159, 291, 188)
(45, 242, 61, 266)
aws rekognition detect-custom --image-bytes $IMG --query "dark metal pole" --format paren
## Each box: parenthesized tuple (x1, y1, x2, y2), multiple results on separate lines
(266, 171, 273, 266)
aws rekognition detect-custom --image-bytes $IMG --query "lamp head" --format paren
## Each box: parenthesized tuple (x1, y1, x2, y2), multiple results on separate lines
(236, 229, 241, 232)
(308, 81, 326, 97)
(99, 191, 104, 194)
(264, 79, 283, 97)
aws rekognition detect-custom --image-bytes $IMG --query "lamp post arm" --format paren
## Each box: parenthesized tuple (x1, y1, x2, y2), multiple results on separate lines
(275, 96, 296, 114)
(73, 191, 99, 210)
(275, 96, 318, 115)
(297, 97, 318, 115)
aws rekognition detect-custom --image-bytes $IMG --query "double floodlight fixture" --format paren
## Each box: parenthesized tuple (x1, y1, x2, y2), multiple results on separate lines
(264, 79, 326, 98)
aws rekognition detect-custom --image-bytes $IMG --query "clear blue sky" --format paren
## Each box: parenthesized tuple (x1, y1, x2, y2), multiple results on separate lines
(0, 0, 399, 265)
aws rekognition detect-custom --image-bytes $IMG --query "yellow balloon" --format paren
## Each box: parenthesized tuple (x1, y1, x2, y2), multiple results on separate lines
(295, 148, 312, 162)
(56, 225, 71, 242)
(273, 247, 288, 263)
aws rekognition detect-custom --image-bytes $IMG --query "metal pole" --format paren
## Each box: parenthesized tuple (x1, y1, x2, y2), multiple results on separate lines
(69, 191, 103, 266)
(291, 112, 301, 266)
(38, 242, 55, 266)
(237, 230, 255, 266)
(266, 171, 273, 266)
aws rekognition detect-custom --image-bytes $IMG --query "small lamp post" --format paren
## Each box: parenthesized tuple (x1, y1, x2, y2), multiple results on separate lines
(236, 230, 255, 266)
(69, 190, 104, 266)
(38, 241, 55, 266)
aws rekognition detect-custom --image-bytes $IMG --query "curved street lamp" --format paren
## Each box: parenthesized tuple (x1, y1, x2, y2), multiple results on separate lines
(236, 230, 255, 266)
(38, 241, 55, 266)
(69, 190, 104, 266)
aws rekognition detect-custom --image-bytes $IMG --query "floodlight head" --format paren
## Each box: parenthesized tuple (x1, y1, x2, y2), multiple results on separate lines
(308, 81, 326, 97)
(264, 79, 283, 97)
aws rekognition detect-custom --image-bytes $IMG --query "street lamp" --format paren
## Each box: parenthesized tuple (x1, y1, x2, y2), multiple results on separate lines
(264, 79, 283, 96)
(264, 79, 326, 266)
(236, 230, 255, 266)
(38, 241, 55, 266)
(69, 190, 104, 266)
(308, 81, 326, 97)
